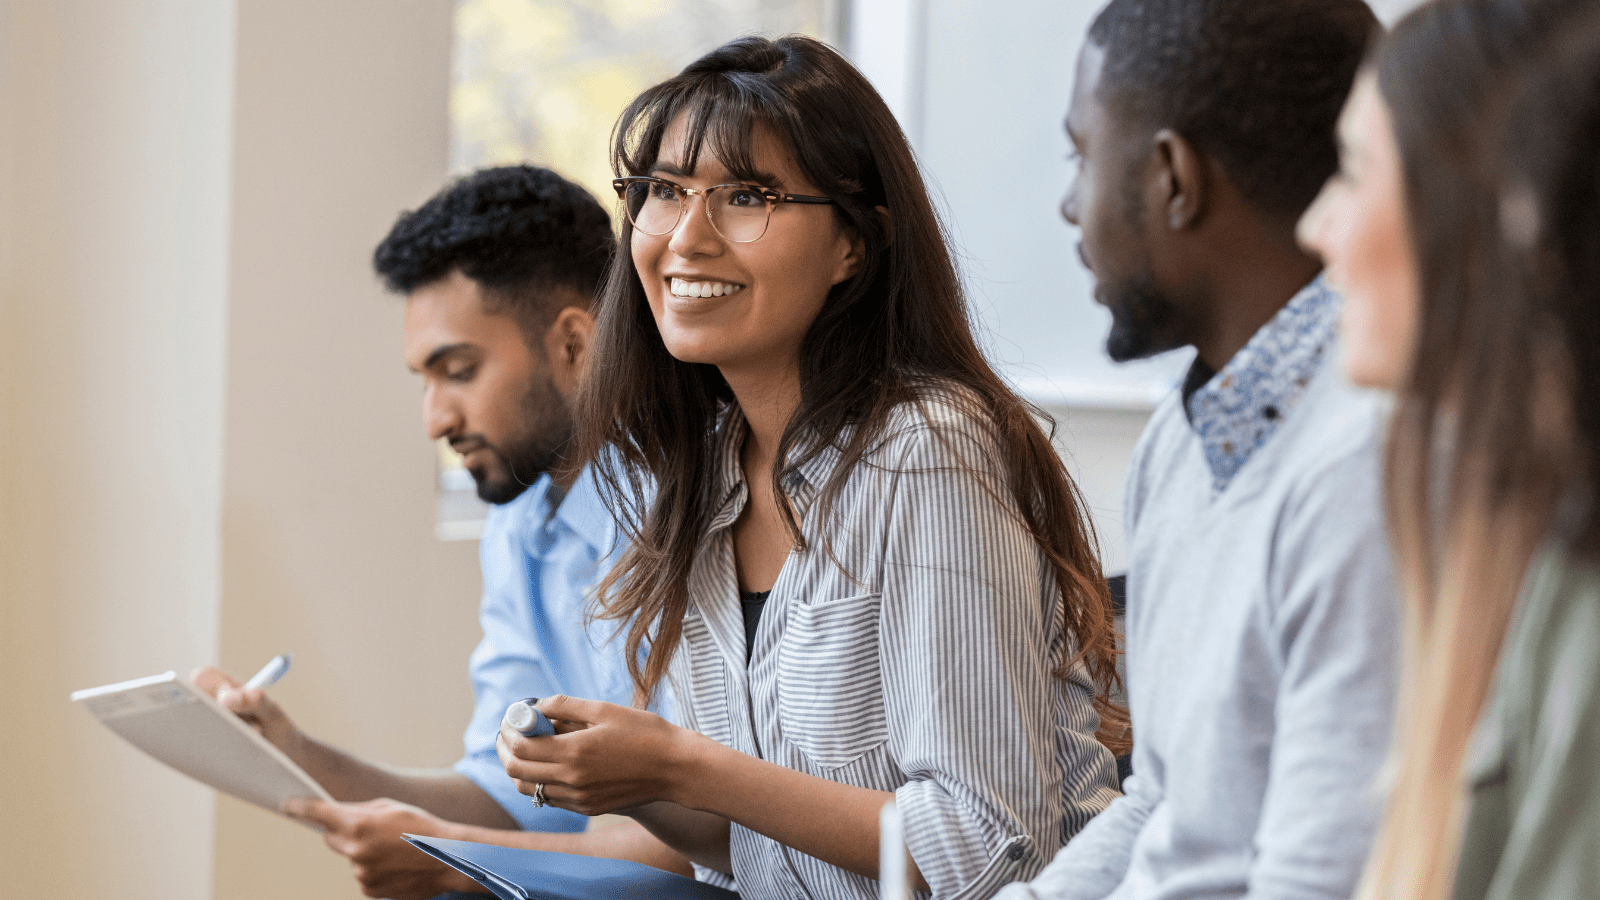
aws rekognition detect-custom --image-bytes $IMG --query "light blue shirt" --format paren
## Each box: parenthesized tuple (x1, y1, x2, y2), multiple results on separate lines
(451, 465, 661, 831)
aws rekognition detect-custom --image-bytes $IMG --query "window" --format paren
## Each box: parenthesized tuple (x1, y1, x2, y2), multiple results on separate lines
(453, 0, 845, 199)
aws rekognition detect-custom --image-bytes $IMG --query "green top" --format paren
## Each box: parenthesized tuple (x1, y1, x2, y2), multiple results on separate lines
(1455, 542, 1600, 900)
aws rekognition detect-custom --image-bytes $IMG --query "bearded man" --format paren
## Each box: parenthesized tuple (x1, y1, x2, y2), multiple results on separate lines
(195, 166, 687, 899)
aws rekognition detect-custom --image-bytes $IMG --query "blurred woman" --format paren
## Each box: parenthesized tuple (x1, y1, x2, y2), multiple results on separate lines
(496, 35, 1125, 899)
(1297, 1, 1600, 897)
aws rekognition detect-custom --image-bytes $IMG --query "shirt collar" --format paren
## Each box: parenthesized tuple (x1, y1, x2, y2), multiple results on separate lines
(1182, 275, 1340, 491)
(709, 405, 749, 531)
(707, 403, 844, 530)
(542, 463, 616, 552)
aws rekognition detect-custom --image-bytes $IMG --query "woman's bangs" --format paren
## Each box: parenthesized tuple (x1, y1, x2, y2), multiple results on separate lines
(619, 79, 781, 184)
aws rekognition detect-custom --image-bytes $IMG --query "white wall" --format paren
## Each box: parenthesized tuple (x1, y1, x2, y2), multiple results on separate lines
(850, 0, 1192, 411)
(1371, 0, 1427, 24)
(1043, 407, 1147, 573)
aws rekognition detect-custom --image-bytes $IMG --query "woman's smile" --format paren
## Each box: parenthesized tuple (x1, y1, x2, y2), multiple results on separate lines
(669, 276, 746, 299)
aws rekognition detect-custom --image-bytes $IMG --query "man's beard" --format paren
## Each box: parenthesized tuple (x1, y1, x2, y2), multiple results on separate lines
(461, 377, 573, 505)
(1103, 271, 1183, 363)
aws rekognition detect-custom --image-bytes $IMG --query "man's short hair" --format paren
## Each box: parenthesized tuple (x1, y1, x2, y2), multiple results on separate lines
(1088, 0, 1380, 222)
(373, 165, 615, 337)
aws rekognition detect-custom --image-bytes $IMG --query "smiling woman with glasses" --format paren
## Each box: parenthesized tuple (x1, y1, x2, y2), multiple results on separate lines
(497, 34, 1126, 900)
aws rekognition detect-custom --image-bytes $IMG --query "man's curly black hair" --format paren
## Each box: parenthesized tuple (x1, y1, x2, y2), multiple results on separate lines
(373, 165, 615, 338)
(1089, 0, 1380, 223)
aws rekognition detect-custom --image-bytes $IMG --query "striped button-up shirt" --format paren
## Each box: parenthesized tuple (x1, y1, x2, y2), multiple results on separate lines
(669, 390, 1121, 899)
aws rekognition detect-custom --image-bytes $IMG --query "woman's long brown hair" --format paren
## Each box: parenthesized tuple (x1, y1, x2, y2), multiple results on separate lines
(1357, 3, 1600, 898)
(570, 35, 1128, 753)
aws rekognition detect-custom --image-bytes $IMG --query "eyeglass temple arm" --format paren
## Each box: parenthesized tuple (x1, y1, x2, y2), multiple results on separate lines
(778, 193, 834, 205)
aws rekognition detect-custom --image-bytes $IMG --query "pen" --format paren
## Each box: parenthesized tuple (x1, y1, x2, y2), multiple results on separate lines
(243, 653, 292, 691)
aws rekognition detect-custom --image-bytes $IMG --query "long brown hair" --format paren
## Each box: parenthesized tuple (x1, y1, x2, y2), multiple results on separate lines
(1358, 3, 1600, 898)
(572, 35, 1128, 752)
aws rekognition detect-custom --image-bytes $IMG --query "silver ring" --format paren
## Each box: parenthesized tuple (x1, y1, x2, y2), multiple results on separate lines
(531, 782, 547, 807)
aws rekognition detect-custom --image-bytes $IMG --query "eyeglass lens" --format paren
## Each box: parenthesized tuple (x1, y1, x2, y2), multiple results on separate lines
(624, 181, 772, 243)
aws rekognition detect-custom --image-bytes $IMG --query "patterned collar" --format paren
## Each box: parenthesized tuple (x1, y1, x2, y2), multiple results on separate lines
(1182, 275, 1340, 492)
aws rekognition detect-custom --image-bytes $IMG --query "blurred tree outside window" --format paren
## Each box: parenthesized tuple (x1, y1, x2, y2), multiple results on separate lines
(453, 0, 845, 198)
(438, 0, 845, 539)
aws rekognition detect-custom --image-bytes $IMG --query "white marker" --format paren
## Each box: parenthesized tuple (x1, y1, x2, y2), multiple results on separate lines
(503, 697, 556, 737)
(880, 799, 908, 900)
(243, 654, 292, 691)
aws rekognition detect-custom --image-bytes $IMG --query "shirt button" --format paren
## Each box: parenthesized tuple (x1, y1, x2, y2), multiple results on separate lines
(1006, 845, 1026, 861)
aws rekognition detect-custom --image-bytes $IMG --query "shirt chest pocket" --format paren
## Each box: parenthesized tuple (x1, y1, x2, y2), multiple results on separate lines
(776, 591, 889, 770)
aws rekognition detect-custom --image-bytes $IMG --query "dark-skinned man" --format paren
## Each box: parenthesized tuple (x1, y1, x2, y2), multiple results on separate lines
(1000, 2, 1400, 899)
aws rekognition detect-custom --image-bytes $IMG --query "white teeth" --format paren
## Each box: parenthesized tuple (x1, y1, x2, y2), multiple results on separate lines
(670, 277, 744, 298)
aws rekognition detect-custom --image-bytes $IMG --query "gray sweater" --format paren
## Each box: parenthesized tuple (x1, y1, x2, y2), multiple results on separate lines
(1000, 284, 1400, 900)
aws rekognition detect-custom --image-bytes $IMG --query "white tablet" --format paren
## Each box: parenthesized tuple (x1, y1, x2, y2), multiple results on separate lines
(72, 671, 331, 815)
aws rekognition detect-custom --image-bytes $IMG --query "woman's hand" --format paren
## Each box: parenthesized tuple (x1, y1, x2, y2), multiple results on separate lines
(500, 696, 926, 888)
(495, 695, 701, 816)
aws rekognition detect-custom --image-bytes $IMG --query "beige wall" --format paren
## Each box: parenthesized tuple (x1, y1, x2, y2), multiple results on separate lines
(1, 1, 480, 897)
(0, 1, 234, 896)
(213, 1, 481, 896)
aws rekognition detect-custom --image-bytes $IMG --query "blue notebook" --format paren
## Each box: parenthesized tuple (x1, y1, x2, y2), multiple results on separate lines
(404, 834, 738, 900)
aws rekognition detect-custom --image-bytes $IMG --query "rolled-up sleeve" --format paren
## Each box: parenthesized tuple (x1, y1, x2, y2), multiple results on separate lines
(994, 765, 1156, 900)
(879, 420, 1120, 898)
